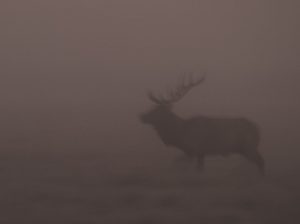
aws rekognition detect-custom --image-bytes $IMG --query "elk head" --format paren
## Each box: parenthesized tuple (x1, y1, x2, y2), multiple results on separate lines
(140, 74, 205, 126)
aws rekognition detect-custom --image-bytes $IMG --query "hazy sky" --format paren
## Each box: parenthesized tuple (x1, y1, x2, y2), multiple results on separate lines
(0, 1, 299, 162)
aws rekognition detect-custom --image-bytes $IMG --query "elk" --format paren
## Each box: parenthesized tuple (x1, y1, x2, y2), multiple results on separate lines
(139, 74, 265, 175)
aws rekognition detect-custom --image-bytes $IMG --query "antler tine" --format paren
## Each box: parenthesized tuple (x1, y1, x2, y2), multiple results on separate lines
(189, 72, 195, 86)
(165, 74, 185, 103)
(174, 73, 187, 96)
(175, 73, 193, 97)
(148, 91, 163, 104)
(169, 89, 176, 100)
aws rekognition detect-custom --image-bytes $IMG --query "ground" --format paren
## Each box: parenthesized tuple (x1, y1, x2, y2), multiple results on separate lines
(0, 151, 299, 224)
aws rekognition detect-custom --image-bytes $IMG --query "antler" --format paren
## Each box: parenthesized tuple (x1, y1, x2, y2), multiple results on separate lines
(148, 73, 205, 105)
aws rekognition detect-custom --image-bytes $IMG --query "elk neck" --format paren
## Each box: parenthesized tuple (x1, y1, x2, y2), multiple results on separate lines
(152, 110, 184, 146)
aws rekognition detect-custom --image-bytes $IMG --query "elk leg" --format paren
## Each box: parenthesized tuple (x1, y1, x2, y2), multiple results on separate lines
(196, 155, 205, 171)
(243, 151, 265, 175)
(175, 154, 192, 163)
(173, 154, 192, 169)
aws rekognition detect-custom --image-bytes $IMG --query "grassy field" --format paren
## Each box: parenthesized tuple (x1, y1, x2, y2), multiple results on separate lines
(0, 150, 299, 224)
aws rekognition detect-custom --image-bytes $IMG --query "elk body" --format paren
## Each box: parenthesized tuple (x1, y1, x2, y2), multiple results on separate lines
(139, 75, 265, 175)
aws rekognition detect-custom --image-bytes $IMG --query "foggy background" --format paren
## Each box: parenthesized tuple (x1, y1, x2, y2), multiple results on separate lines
(0, 0, 299, 223)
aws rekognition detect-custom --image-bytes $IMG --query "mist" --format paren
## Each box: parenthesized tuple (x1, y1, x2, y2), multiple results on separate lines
(0, 0, 299, 223)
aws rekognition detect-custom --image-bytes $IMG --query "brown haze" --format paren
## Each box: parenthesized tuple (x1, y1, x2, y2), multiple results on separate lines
(0, 0, 299, 223)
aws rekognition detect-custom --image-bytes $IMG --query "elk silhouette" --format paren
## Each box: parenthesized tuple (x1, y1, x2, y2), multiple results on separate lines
(139, 74, 265, 175)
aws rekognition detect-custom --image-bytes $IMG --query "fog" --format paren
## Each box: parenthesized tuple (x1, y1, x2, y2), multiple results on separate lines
(0, 0, 299, 223)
